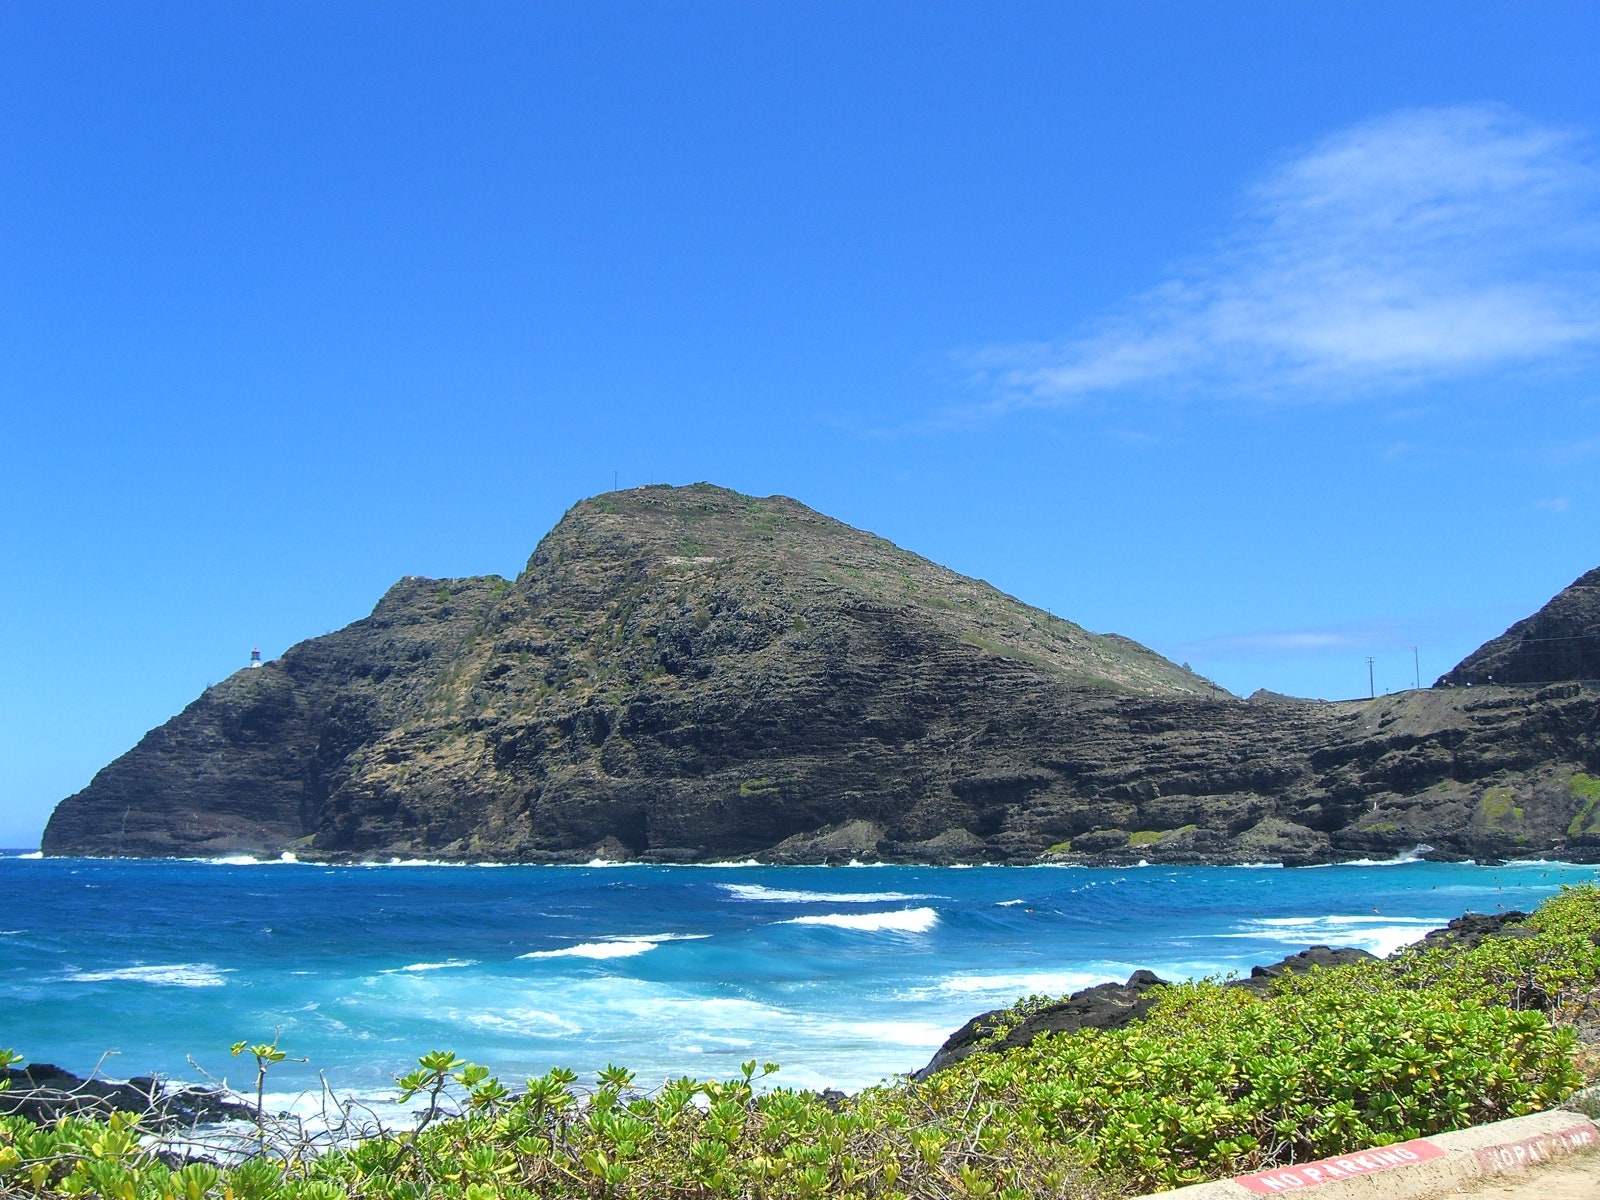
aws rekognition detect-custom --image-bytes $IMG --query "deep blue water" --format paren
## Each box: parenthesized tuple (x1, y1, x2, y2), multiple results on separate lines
(1, 853, 1595, 1109)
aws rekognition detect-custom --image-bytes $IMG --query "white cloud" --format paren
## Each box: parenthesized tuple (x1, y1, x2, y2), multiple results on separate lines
(1172, 618, 1426, 661)
(970, 106, 1600, 408)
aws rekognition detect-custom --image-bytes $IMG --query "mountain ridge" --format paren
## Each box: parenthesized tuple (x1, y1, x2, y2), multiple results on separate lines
(40, 484, 1600, 866)
(1438, 566, 1600, 687)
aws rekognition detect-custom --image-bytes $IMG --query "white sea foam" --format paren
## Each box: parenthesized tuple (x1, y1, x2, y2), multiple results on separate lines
(381, 858, 466, 867)
(781, 908, 939, 933)
(1502, 858, 1580, 868)
(995, 899, 1027, 907)
(183, 852, 308, 866)
(831, 1020, 952, 1048)
(1224, 915, 1443, 957)
(67, 963, 230, 988)
(519, 933, 706, 960)
(522, 941, 655, 959)
(4, 852, 43, 860)
(719, 883, 937, 904)
(1336, 845, 1435, 867)
(459, 1007, 584, 1036)
(937, 969, 1118, 995)
(392, 959, 478, 972)
(698, 859, 764, 868)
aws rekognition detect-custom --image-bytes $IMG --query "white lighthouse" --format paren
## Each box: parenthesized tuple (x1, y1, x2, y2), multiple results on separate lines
(249, 647, 262, 668)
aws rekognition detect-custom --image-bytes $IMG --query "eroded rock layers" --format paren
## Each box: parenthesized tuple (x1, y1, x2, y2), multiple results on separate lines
(41, 486, 1600, 865)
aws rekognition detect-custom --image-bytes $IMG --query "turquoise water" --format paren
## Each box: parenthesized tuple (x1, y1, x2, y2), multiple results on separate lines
(1, 854, 1595, 1108)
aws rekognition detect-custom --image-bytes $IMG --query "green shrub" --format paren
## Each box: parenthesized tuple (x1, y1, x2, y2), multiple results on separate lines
(1567, 774, 1600, 836)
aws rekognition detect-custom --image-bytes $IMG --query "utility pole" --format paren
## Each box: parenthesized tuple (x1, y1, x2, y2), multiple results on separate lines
(614, 470, 619, 491)
(1412, 646, 1420, 691)
(1366, 657, 1375, 699)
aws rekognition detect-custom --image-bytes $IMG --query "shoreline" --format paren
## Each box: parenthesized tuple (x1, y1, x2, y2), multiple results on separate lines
(9, 847, 1600, 868)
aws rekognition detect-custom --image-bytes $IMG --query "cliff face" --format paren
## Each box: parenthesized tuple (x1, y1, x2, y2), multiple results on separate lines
(1437, 567, 1600, 687)
(41, 485, 1600, 865)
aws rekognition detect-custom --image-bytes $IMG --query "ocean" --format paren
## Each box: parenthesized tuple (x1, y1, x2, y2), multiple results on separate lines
(1, 853, 1595, 1114)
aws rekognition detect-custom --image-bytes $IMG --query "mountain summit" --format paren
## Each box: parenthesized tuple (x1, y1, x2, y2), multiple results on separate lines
(41, 485, 1600, 865)
(1438, 567, 1600, 687)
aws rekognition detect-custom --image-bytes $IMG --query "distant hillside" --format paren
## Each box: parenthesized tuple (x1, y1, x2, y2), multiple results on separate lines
(1438, 567, 1600, 687)
(41, 485, 1600, 865)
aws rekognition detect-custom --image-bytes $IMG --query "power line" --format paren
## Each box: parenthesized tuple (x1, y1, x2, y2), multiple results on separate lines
(1473, 633, 1600, 644)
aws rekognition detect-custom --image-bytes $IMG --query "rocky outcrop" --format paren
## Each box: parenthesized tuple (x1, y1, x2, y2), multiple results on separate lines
(914, 970, 1170, 1078)
(0, 1062, 253, 1127)
(916, 928, 1526, 1078)
(916, 946, 1378, 1078)
(1227, 946, 1377, 995)
(1438, 567, 1600, 687)
(40, 485, 1600, 865)
(1404, 910, 1532, 954)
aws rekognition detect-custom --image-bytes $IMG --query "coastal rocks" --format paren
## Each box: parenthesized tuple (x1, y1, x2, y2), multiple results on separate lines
(0, 1062, 253, 1127)
(915, 948, 1378, 1078)
(39, 485, 1600, 867)
(1406, 910, 1532, 953)
(914, 970, 1169, 1079)
(1227, 946, 1377, 995)
(1232, 817, 1332, 867)
(764, 820, 886, 865)
(917, 915, 1531, 1078)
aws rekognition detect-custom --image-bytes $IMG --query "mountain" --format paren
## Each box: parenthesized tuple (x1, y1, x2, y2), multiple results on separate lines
(1437, 567, 1600, 687)
(41, 485, 1600, 865)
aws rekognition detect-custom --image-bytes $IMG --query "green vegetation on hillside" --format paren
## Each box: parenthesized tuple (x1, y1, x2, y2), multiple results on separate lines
(3, 886, 1598, 1199)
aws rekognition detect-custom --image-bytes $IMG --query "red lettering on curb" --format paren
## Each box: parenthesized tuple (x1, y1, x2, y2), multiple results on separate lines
(1474, 1125, 1599, 1176)
(1238, 1139, 1444, 1193)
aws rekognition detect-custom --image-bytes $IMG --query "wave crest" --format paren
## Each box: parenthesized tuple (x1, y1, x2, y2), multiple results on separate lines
(780, 908, 939, 933)
(67, 963, 230, 988)
(719, 884, 937, 904)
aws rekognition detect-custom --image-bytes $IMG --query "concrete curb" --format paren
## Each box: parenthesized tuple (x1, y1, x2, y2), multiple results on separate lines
(1144, 1110, 1599, 1200)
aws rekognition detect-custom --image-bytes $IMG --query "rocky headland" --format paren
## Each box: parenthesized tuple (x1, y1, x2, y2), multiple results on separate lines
(40, 485, 1600, 866)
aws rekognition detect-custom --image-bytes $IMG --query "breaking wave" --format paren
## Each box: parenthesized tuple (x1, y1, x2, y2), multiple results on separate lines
(1224, 915, 1443, 957)
(519, 933, 709, 960)
(66, 963, 230, 988)
(780, 908, 939, 933)
(719, 884, 937, 904)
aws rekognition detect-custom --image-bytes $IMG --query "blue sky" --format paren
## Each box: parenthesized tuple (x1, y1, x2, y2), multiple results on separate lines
(3, 3, 1598, 845)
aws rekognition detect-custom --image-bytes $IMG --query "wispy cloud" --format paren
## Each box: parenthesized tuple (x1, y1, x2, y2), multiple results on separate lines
(968, 106, 1600, 409)
(1168, 602, 1539, 666)
(1173, 620, 1416, 661)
